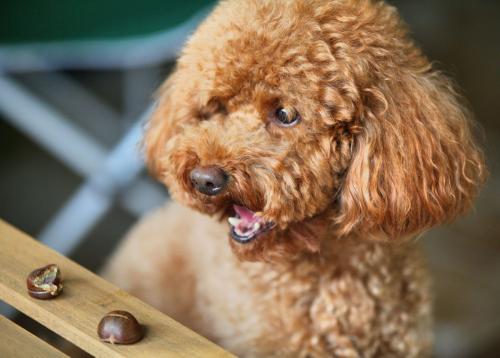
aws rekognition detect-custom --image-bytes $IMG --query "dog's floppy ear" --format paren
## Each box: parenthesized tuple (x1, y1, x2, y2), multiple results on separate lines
(335, 71, 486, 240)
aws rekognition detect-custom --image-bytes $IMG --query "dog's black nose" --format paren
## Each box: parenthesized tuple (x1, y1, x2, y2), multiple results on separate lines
(189, 166, 228, 196)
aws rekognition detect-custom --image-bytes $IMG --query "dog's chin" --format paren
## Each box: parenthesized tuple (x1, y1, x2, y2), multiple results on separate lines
(227, 204, 276, 244)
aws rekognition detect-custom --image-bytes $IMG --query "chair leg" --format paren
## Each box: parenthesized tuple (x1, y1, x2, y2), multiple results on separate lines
(0, 75, 105, 176)
(0, 74, 168, 247)
(36, 118, 151, 254)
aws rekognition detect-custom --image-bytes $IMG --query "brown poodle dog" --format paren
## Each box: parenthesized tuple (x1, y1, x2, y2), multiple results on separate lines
(104, 0, 486, 356)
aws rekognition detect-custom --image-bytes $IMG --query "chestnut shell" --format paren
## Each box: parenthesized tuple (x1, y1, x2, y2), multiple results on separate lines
(26, 264, 63, 300)
(97, 310, 143, 345)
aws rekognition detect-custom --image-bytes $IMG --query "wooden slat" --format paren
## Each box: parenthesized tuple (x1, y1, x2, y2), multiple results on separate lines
(0, 220, 233, 358)
(0, 315, 68, 357)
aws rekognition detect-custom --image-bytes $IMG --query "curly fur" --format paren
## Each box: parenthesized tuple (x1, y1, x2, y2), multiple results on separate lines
(104, 0, 486, 356)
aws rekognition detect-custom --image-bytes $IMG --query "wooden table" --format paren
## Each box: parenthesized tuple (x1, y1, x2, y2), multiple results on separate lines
(0, 315, 68, 357)
(0, 219, 233, 357)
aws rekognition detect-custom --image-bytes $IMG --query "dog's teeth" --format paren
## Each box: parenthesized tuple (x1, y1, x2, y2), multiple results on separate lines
(235, 227, 246, 236)
(228, 217, 241, 227)
(253, 222, 261, 231)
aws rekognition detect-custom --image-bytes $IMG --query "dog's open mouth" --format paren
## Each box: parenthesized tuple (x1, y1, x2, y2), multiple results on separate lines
(228, 205, 274, 244)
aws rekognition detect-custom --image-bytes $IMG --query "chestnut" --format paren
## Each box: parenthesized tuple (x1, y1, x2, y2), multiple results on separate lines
(97, 310, 143, 345)
(26, 264, 63, 299)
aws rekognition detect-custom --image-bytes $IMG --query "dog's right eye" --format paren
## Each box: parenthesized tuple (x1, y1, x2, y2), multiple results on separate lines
(271, 107, 301, 127)
(198, 99, 227, 121)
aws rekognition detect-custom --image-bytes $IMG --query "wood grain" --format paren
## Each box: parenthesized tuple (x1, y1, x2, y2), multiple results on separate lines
(0, 219, 233, 358)
(0, 315, 68, 357)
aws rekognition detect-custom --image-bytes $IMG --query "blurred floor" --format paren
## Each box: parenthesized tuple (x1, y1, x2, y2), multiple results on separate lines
(0, 0, 498, 356)
(396, 1, 500, 354)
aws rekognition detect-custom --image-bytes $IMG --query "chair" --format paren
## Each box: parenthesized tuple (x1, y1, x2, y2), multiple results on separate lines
(0, 0, 214, 316)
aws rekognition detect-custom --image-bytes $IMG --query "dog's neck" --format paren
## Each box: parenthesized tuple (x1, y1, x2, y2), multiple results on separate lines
(228, 204, 413, 269)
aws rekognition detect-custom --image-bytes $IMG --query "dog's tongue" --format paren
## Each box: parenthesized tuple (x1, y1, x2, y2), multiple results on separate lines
(233, 205, 257, 223)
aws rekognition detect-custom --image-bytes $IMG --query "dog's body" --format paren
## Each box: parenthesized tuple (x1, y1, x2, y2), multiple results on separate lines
(104, 0, 485, 356)
(105, 201, 431, 357)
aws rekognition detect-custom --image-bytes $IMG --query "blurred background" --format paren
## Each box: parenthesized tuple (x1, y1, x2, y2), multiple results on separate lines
(0, 0, 498, 356)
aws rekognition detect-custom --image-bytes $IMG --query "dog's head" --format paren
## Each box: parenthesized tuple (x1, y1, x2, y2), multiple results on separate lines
(145, 0, 486, 261)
